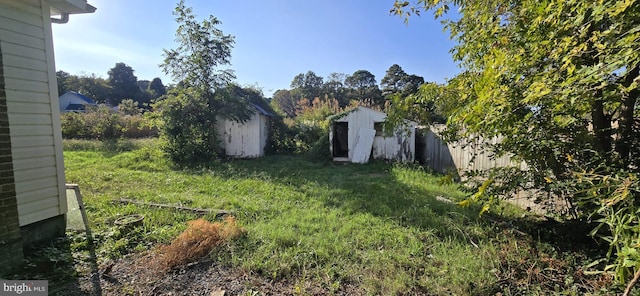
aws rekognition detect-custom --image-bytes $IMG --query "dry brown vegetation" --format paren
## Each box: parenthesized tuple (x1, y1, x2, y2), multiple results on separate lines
(157, 216, 245, 270)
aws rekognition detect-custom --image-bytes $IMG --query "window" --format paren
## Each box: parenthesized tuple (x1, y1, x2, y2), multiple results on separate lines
(374, 122, 384, 136)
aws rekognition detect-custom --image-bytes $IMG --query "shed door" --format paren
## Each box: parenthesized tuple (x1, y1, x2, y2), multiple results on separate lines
(332, 122, 348, 157)
(351, 128, 376, 164)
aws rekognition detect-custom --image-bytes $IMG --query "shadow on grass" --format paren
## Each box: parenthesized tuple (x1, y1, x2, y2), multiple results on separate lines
(494, 214, 607, 256)
(206, 156, 606, 258)
(91, 149, 604, 258)
(209, 155, 486, 245)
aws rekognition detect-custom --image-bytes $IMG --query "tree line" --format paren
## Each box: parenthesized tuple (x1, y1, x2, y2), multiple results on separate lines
(271, 65, 426, 118)
(56, 62, 167, 109)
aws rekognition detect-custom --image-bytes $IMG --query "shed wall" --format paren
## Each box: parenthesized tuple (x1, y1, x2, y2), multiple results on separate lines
(258, 114, 269, 156)
(0, 0, 66, 226)
(372, 130, 415, 162)
(217, 113, 268, 158)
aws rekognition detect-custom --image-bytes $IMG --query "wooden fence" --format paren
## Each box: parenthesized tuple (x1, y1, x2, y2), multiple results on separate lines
(416, 125, 514, 174)
(416, 125, 568, 214)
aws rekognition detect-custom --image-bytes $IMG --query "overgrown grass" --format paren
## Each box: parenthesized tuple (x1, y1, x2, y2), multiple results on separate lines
(61, 139, 606, 295)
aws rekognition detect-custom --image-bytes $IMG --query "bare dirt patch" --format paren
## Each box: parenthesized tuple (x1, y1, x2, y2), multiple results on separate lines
(54, 250, 361, 296)
(50, 217, 362, 295)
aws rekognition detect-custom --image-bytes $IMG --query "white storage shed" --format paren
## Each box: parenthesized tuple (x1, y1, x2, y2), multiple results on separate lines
(216, 103, 275, 158)
(329, 106, 416, 163)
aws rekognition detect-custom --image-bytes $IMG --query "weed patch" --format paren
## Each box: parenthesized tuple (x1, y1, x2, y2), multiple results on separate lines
(489, 231, 612, 294)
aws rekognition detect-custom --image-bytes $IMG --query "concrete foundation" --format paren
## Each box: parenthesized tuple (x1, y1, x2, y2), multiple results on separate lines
(20, 215, 67, 250)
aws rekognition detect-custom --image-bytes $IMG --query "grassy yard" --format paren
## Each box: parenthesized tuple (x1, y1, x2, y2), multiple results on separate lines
(57, 139, 604, 295)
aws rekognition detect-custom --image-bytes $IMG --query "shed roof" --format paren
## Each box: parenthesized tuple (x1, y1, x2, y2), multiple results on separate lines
(252, 103, 276, 117)
(328, 106, 418, 126)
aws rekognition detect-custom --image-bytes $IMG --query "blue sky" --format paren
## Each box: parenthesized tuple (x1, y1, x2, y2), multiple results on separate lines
(52, 0, 459, 97)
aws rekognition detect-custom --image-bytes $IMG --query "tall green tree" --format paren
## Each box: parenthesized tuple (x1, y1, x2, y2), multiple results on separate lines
(381, 64, 408, 96)
(290, 70, 324, 100)
(57, 71, 111, 103)
(403, 74, 424, 96)
(108, 62, 140, 106)
(79, 74, 112, 104)
(345, 70, 377, 89)
(323, 72, 348, 106)
(162, 0, 235, 90)
(134, 80, 154, 108)
(156, 0, 250, 166)
(393, 0, 640, 286)
(148, 77, 167, 98)
(381, 64, 425, 100)
(56, 70, 72, 96)
(137, 80, 150, 91)
(345, 70, 382, 105)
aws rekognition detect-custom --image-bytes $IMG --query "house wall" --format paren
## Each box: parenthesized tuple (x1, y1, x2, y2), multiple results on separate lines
(216, 113, 267, 158)
(58, 91, 93, 112)
(0, 39, 24, 276)
(0, 0, 67, 235)
(332, 107, 415, 162)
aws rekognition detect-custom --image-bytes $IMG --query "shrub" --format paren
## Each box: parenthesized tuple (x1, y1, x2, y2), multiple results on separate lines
(60, 106, 125, 140)
(61, 111, 90, 139)
(268, 118, 326, 155)
(306, 129, 331, 162)
(153, 88, 223, 167)
(293, 121, 325, 152)
(122, 115, 158, 138)
(118, 99, 141, 116)
(266, 116, 298, 155)
(567, 163, 640, 287)
(84, 106, 125, 140)
(61, 107, 156, 140)
(267, 97, 340, 155)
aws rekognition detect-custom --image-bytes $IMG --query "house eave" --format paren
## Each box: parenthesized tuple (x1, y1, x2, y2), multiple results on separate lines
(49, 0, 96, 16)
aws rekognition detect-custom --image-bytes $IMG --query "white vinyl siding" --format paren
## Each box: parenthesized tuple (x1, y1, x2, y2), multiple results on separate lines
(0, 0, 66, 226)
